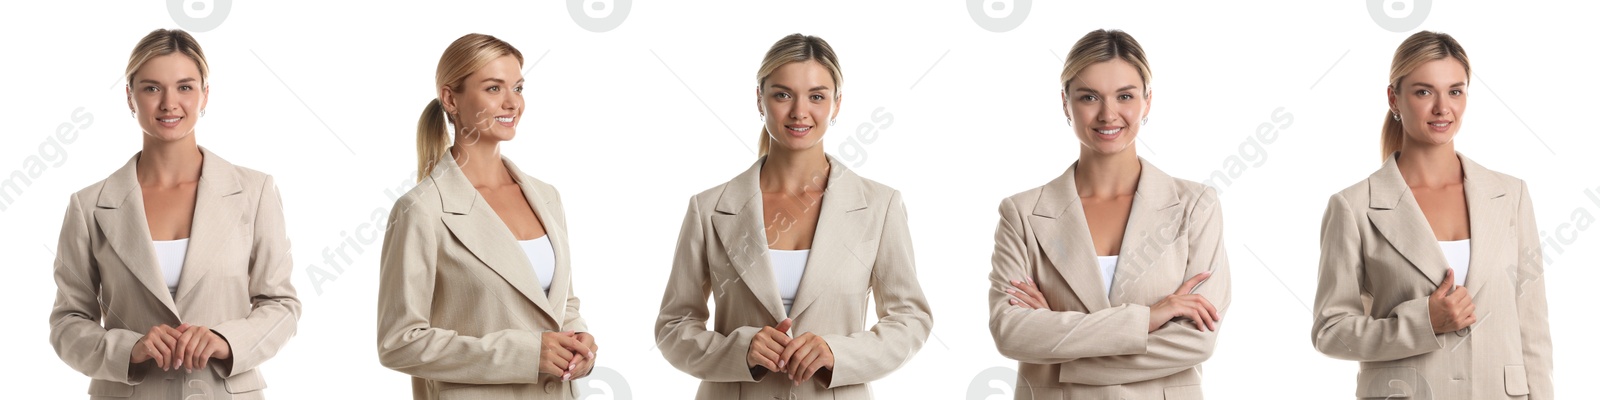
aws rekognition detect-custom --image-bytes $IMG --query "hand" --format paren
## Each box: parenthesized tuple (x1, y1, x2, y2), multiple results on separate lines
(1005, 277, 1050, 309)
(171, 324, 231, 373)
(563, 332, 599, 380)
(1148, 271, 1220, 333)
(746, 319, 792, 373)
(130, 324, 183, 370)
(1428, 269, 1476, 333)
(781, 332, 834, 385)
(540, 331, 587, 381)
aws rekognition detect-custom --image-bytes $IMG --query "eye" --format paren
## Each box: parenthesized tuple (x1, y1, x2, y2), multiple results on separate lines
(774, 92, 792, 100)
(513, 85, 524, 94)
(143, 86, 160, 92)
(179, 85, 193, 91)
(810, 94, 825, 101)
(487, 86, 500, 93)
(1079, 94, 1098, 102)
(1117, 93, 1134, 101)
(1415, 89, 1431, 97)
(1449, 89, 1463, 96)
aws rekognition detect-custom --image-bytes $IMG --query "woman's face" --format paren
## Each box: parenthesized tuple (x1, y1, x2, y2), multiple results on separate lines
(1390, 58, 1467, 148)
(758, 60, 840, 153)
(1062, 59, 1150, 157)
(444, 55, 524, 146)
(128, 53, 208, 143)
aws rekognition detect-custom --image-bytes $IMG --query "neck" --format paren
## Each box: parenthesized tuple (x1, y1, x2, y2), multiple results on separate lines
(1395, 140, 1462, 188)
(137, 136, 202, 187)
(1074, 148, 1141, 199)
(450, 140, 512, 187)
(760, 145, 830, 194)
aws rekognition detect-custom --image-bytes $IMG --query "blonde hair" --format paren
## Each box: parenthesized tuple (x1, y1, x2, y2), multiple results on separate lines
(125, 29, 210, 88)
(417, 33, 524, 180)
(754, 34, 843, 157)
(1059, 29, 1151, 96)
(1382, 31, 1470, 160)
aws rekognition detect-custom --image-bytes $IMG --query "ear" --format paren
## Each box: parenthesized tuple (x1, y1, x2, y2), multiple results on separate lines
(1386, 84, 1399, 115)
(1141, 88, 1154, 121)
(199, 84, 210, 113)
(1060, 88, 1072, 121)
(440, 85, 457, 115)
(830, 93, 843, 122)
(125, 85, 135, 115)
(754, 85, 765, 117)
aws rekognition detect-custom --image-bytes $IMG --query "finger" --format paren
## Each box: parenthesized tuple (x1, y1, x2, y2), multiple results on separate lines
(1175, 271, 1212, 295)
(185, 329, 206, 371)
(799, 348, 823, 382)
(779, 336, 806, 369)
(1018, 278, 1047, 303)
(540, 358, 565, 377)
(775, 318, 793, 334)
(1437, 270, 1455, 295)
(1005, 289, 1041, 309)
(789, 343, 814, 380)
(554, 334, 589, 355)
(195, 340, 212, 370)
(567, 353, 585, 373)
(172, 328, 193, 370)
(1197, 296, 1221, 325)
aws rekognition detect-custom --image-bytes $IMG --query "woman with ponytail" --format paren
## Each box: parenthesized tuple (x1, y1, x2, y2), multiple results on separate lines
(653, 33, 933, 399)
(377, 33, 599, 400)
(1310, 31, 1554, 399)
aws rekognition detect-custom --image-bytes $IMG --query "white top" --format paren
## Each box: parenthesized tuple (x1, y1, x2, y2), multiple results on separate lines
(1097, 255, 1119, 298)
(518, 236, 556, 294)
(768, 249, 810, 315)
(1439, 239, 1471, 287)
(152, 239, 189, 298)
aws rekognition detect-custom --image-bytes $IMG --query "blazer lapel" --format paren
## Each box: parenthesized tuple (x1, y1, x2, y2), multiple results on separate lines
(1029, 164, 1113, 312)
(1108, 159, 1183, 305)
(434, 153, 556, 319)
(1366, 155, 1450, 286)
(507, 159, 571, 326)
(1460, 155, 1511, 297)
(174, 148, 246, 306)
(786, 155, 870, 320)
(709, 158, 787, 323)
(93, 154, 180, 318)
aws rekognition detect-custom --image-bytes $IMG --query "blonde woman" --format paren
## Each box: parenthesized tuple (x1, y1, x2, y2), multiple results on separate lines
(988, 29, 1231, 399)
(377, 33, 598, 399)
(654, 33, 933, 400)
(1310, 31, 1553, 399)
(49, 29, 300, 399)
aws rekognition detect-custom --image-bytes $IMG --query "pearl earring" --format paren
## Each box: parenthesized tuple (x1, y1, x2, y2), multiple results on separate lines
(1393, 113, 1400, 121)
(829, 118, 837, 127)
(1141, 116, 1148, 125)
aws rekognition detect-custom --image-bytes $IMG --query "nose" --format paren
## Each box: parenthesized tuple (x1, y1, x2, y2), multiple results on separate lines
(789, 99, 810, 121)
(1431, 94, 1448, 116)
(1097, 100, 1119, 123)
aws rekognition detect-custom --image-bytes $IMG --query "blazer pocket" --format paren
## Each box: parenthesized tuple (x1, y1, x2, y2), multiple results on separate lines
(1504, 365, 1530, 396)
(1163, 384, 1203, 399)
(87, 379, 133, 397)
(1355, 366, 1421, 399)
(224, 369, 268, 394)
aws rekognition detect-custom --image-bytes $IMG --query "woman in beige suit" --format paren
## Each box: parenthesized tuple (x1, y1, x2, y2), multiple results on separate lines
(654, 33, 933, 400)
(988, 29, 1231, 400)
(49, 29, 301, 399)
(376, 33, 598, 400)
(1310, 31, 1553, 400)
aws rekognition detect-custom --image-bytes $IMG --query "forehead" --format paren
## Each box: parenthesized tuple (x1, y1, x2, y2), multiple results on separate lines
(1070, 58, 1143, 90)
(466, 55, 524, 82)
(1403, 58, 1468, 84)
(134, 53, 202, 81)
(766, 60, 835, 88)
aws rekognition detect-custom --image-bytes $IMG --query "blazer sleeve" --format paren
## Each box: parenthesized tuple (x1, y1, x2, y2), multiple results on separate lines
(988, 197, 1152, 365)
(1311, 193, 1443, 361)
(1056, 187, 1232, 386)
(49, 193, 147, 384)
(820, 190, 934, 388)
(375, 197, 544, 384)
(1513, 181, 1554, 399)
(209, 175, 302, 378)
(654, 196, 767, 383)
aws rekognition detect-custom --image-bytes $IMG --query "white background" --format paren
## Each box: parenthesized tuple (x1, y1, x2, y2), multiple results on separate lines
(2, 1, 1595, 398)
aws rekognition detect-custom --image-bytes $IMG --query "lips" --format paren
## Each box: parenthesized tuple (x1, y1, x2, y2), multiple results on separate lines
(156, 115, 183, 128)
(1093, 126, 1124, 141)
(784, 124, 812, 137)
(495, 115, 515, 126)
(1427, 120, 1452, 132)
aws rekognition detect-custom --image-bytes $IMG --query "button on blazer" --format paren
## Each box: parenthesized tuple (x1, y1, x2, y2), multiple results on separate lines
(655, 155, 934, 400)
(50, 147, 301, 399)
(1311, 153, 1553, 399)
(377, 152, 588, 400)
(987, 159, 1230, 400)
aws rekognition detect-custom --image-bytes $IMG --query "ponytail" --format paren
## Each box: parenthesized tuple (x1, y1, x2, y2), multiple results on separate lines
(757, 128, 770, 157)
(1380, 109, 1403, 162)
(417, 99, 451, 182)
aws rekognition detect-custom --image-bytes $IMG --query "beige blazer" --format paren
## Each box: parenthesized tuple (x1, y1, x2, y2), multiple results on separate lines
(654, 155, 934, 400)
(1311, 153, 1553, 399)
(49, 148, 301, 399)
(987, 159, 1231, 400)
(377, 152, 588, 400)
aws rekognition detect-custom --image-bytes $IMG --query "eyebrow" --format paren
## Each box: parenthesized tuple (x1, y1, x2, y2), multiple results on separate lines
(769, 83, 833, 92)
(1072, 84, 1140, 94)
(136, 77, 199, 85)
(480, 78, 525, 85)
(1409, 82, 1467, 88)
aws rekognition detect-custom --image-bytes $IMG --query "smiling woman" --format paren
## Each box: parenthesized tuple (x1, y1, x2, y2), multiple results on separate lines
(49, 28, 301, 399)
